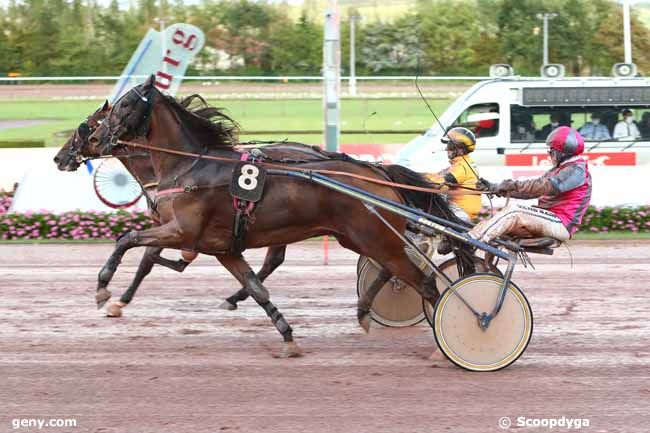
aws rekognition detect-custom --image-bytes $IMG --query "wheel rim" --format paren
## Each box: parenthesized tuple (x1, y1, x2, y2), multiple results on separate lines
(433, 273, 533, 372)
(357, 257, 425, 327)
(93, 158, 144, 209)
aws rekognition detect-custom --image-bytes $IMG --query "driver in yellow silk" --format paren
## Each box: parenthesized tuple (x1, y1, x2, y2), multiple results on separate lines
(425, 127, 481, 221)
(425, 127, 481, 254)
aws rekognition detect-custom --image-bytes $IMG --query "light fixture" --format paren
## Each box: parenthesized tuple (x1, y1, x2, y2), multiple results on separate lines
(489, 64, 514, 78)
(612, 63, 637, 77)
(540, 64, 565, 78)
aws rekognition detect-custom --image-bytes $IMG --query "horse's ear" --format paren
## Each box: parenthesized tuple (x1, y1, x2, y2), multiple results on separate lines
(143, 74, 156, 90)
(101, 100, 110, 111)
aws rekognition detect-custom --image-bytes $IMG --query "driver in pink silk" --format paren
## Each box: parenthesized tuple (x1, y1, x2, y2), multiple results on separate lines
(470, 126, 592, 243)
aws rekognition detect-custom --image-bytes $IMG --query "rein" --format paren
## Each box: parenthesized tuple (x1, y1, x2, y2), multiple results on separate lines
(117, 139, 487, 197)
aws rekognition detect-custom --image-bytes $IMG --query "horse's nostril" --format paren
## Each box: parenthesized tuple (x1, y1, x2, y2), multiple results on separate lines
(53, 156, 60, 164)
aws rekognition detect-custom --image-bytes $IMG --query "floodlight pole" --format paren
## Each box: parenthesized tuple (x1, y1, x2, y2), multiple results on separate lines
(536, 12, 557, 65)
(323, 2, 341, 152)
(349, 15, 360, 97)
(623, 0, 632, 64)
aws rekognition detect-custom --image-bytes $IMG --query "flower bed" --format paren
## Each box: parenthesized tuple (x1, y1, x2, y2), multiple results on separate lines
(1, 210, 152, 241)
(0, 190, 152, 241)
(0, 190, 12, 215)
(1, 188, 650, 240)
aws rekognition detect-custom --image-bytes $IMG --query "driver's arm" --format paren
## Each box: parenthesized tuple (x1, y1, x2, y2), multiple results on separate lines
(496, 163, 586, 199)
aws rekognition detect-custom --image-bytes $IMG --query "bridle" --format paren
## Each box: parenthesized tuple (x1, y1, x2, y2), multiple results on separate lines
(105, 86, 153, 152)
(67, 101, 152, 166)
(68, 122, 91, 164)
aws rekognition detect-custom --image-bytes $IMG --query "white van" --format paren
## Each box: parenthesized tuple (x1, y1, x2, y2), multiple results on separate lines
(398, 77, 650, 172)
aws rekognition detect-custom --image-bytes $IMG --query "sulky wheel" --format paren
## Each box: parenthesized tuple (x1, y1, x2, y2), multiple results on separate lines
(423, 256, 502, 326)
(432, 273, 533, 372)
(356, 235, 434, 327)
(93, 158, 144, 209)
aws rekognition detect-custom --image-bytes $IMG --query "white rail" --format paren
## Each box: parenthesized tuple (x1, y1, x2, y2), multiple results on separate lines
(0, 75, 490, 82)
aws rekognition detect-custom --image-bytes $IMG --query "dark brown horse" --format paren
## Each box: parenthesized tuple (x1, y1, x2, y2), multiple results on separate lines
(53, 99, 340, 318)
(81, 77, 473, 357)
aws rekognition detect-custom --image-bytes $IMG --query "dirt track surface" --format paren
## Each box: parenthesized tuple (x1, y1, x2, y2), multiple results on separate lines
(0, 240, 649, 433)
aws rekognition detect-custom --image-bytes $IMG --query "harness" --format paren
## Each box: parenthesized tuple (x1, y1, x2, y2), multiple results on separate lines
(231, 153, 258, 254)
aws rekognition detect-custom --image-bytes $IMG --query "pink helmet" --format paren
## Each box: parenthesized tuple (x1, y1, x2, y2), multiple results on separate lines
(546, 126, 584, 158)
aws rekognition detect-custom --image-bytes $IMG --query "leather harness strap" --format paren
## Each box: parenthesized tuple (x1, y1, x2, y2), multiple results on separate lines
(118, 139, 487, 198)
(230, 152, 256, 254)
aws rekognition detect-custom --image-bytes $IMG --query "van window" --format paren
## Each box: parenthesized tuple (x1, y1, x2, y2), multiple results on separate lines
(510, 105, 650, 142)
(451, 103, 499, 139)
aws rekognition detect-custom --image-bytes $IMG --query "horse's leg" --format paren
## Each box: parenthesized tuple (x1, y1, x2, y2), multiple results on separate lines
(219, 245, 287, 311)
(356, 267, 392, 333)
(217, 253, 301, 358)
(106, 247, 198, 317)
(95, 224, 201, 308)
(104, 246, 160, 317)
(342, 231, 440, 328)
(149, 252, 192, 272)
(374, 248, 446, 361)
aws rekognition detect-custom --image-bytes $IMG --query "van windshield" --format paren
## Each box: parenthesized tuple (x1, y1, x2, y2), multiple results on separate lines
(511, 105, 650, 142)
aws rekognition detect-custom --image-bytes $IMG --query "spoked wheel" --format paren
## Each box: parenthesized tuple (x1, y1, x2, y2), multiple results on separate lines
(356, 235, 434, 327)
(432, 273, 533, 372)
(93, 158, 144, 209)
(423, 256, 502, 326)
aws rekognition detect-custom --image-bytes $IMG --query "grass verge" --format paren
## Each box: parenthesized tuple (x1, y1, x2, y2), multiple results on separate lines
(0, 98, 450, 146)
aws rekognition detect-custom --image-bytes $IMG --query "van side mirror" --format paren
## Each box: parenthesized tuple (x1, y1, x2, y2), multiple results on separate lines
(497, 148, 505, 155)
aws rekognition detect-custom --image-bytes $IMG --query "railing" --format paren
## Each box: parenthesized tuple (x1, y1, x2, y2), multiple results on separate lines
(0, 75, 489, 83)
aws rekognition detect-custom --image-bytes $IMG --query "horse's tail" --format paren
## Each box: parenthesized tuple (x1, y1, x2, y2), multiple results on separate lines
(384, 165, 448, 216)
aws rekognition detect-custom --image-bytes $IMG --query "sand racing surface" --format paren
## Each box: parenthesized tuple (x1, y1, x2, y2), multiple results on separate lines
(0, 240, 649, 432)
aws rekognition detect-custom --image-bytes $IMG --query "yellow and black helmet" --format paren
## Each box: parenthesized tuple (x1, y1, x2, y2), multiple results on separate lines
(441, 127, 476, 154)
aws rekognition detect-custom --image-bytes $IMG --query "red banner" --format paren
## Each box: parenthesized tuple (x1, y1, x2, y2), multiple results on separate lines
(506, 152, 636, 167)
(338, 143, 402, 163)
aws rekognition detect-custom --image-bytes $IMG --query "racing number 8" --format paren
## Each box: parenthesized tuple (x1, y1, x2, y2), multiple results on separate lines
(238, 164, 259, 191)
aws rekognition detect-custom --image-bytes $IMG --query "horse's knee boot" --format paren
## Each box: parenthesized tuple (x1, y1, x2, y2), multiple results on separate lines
(262, 302, 292, 342)
(244, 271, 270, 304)
(98, 264, 117, 287)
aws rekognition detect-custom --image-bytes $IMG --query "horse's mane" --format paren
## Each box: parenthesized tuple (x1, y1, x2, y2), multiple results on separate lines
(383, 164, 476, 274)
(162, 93, 240, 148)
(382, 165, 460, 223)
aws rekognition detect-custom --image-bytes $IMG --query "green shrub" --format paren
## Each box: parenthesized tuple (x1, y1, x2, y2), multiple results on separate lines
(0, 140, 45, 148)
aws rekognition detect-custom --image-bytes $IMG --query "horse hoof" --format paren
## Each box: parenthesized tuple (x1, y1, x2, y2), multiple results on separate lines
(358, 313, 371, 334)
(218, 300, 237, 311)
(428, 350, 448, 363)
(280, 341, 303, 358)
(106, 302, 126, 318)
(95, 289, 112, 309)
(181, 250, 198, 262)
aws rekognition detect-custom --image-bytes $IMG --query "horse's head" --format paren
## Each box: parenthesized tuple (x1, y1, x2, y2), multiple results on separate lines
(54, 100, 111, 171)
(88, 75, 157, 156)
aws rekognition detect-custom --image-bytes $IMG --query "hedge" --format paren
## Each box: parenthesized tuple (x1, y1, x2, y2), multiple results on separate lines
(0, 140, 45, 148)
(1, 189, 650, 240)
